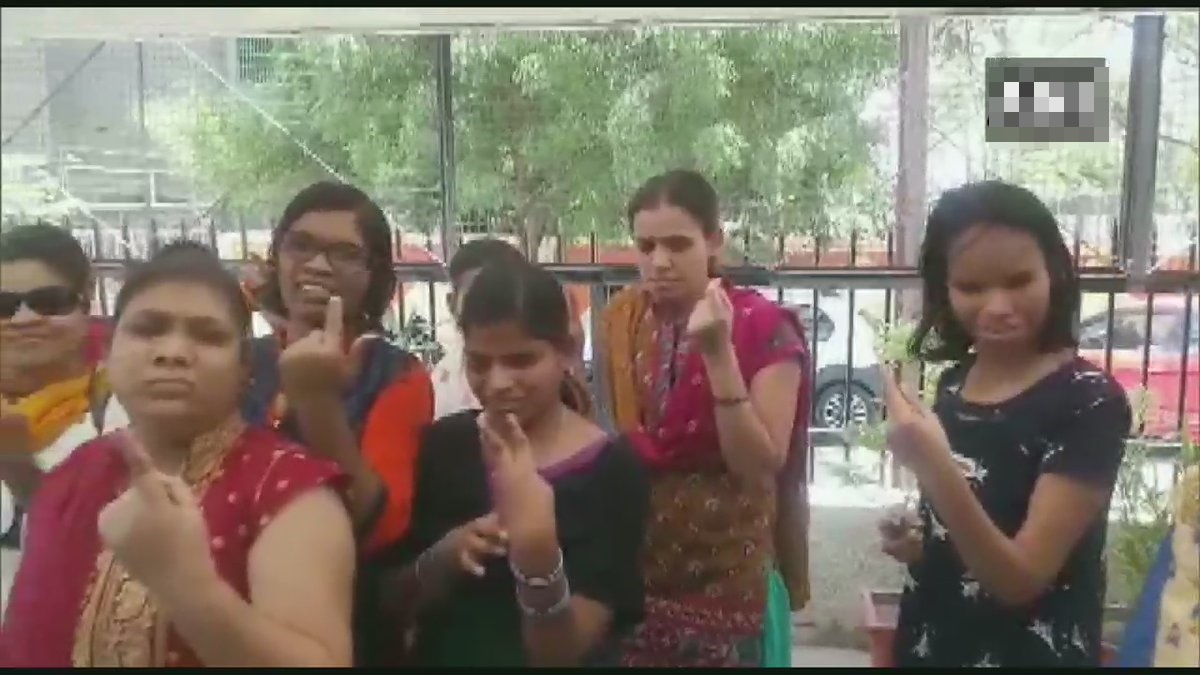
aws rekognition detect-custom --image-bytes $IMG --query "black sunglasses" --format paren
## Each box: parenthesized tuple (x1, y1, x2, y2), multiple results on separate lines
(0, 286, 83, 320)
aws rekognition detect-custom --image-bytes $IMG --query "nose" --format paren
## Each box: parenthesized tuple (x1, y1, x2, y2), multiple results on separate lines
(483, 363, 517, 398)
(650, 245, 672, 271)
(301, 250, 334, 275)
(980, 289, 1015, 317)
(151, 331, 193, 368)
(8, 303, 44, 324)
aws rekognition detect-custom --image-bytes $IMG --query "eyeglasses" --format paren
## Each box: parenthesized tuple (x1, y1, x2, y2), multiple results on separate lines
(0, 286, 83, 320)
(279, 231, 369, 275)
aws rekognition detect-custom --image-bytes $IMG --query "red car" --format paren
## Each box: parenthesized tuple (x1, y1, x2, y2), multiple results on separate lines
(1078, 296, 1199, 440)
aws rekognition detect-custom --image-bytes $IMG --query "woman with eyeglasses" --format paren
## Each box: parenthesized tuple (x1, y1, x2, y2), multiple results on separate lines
(236, 184, 434, 626)
(0, 224, 130, 556)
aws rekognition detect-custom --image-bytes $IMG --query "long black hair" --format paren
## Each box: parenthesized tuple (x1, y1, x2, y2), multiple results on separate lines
(458, 262, 592, 416)
(910, 180, 1080, 362)
(260, 181, 396, 331)
(114, 240, 251, 338)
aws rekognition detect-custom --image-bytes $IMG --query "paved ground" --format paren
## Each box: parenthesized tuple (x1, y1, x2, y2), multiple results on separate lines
(792, 645, 872, 667)
(1, 546, 16, 618)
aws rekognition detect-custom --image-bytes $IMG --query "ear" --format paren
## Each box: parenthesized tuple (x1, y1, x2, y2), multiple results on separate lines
(705, 228, 725, 272)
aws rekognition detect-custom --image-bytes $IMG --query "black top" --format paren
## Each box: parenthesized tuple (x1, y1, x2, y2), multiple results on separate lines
(357, 410, 650, 667)
(894, 356, 1131, 667)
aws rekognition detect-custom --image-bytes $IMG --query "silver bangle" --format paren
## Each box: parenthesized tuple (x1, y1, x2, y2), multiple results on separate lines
(509, 547, 565, 589)
(516, 578, 572, 619)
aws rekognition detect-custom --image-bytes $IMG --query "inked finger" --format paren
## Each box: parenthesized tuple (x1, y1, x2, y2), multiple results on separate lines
(324, 296, 344, 344)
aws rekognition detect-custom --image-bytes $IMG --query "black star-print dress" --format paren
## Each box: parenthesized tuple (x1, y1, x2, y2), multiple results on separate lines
(894, 356, 1132, 667)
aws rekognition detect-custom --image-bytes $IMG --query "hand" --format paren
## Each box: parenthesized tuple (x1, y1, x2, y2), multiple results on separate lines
(97, 432, 219, 598)
(878, 507, 923, 565)
(880, 366, 952, 471)
(0, 399, 35, 462)
(433, 512, 509, 578)
(478, 412, 556, 549)
(240, 254, 271, 295)
(686, 278, 734, 358)
(278, 296, 376, 400)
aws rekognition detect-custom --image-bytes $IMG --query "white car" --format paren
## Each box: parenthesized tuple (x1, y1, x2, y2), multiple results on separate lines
(774, 289, 883, 429)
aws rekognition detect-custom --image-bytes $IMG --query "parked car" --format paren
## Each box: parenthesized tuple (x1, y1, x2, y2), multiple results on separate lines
(1077, 295, 1199, 440)
(779, 290, 883, 429)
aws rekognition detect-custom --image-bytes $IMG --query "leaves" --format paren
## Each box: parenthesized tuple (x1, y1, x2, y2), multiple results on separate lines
(167, 27, 896, 255)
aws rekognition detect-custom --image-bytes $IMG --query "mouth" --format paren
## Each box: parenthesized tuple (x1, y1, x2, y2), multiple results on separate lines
(485, 401, 523, 415)
(3, 333, 51, 343)
(975, 325, 1023, 339)
(648, 278, 681, 288)
(296, 282, 334, 305)
(143, 378, 194, 397)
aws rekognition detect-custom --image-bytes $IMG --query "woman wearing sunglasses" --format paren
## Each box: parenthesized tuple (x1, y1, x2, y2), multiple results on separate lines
(0, 225, 130, 557)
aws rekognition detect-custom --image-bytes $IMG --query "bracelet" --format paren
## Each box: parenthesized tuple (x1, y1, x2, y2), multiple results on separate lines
(714, 395, 750, 407)
(516, 578, 572, 619)
(509, 547, 565, 589)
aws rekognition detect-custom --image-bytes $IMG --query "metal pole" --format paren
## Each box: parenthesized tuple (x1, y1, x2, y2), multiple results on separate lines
(1118, 14, 1165, 286)
(137, 41, 152, 229)
(434, 34, 459, 264)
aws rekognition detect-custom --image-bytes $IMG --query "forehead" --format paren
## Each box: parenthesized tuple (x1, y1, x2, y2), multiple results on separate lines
(464, 320, 551, 354)
(947, 225, 1047, 280)
(0, 259, 71, 293)
(632, 205, 706, 239)
(120, 281, 236, 327)
(288, 210, 363, 246)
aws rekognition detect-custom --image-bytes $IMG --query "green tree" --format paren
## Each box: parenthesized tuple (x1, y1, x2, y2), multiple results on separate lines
(168, 26, 897, 259)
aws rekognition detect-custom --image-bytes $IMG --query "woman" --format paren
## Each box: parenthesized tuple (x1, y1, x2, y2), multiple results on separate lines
(598, 169, 811, 666)
(0, 224, 129, 552)
(361, 262, 649, 666)
(0, 241, 356, 667)
(432, 238, 590, 421)
(239, 182, 434, 553)
(877, 181, 1131, 666)
(1118, 463, 1199, 667)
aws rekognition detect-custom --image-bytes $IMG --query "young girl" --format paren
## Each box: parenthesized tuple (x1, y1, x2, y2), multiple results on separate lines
(878, 180, 1132, 667)
(1, 242, 355, 667)
(239, 182, 433, 554)
(359, 262, 649, 666)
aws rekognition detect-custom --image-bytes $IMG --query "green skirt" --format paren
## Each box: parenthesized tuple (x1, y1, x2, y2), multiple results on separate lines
(762, 568, 793, 667)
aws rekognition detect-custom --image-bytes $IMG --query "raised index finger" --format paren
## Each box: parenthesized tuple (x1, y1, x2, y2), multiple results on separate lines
(116, 432, 169, 504)
(323, 295, 344, 345)
(879, 364, 911, 419)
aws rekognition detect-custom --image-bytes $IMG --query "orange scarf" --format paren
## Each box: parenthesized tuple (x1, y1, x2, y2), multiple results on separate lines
(598, 286, 650, 432)
(9, 370, 105, 453)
